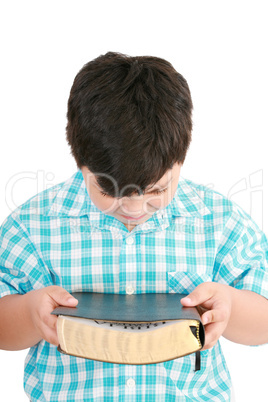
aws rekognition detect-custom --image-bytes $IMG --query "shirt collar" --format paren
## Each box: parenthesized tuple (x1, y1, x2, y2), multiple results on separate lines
(47, 169, 89, 217)
(47, 169, 212, 221)
(169, 176, 212, 218)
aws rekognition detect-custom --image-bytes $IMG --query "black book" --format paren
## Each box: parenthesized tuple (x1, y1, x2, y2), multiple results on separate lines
(52, 292, 205, 370)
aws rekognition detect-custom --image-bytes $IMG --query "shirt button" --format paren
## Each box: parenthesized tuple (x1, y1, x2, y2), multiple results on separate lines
(126, 236, 134, 245)
(126, 378, 135, 388)
(126, 237, 134, 245)
(126, 285, 135, 295)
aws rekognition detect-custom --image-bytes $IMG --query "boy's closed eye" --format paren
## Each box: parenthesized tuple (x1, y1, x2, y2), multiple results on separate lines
(99, 187, 168, 198)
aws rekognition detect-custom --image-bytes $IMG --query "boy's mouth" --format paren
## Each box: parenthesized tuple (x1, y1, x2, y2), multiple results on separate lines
(120, 214, 146, 220)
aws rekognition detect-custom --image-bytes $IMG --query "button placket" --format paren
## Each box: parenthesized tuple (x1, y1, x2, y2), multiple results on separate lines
(124, 235, 136, 294)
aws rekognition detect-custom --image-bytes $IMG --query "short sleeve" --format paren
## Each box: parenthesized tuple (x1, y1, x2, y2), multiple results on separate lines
(0, 213, 53, 298)
(213, 205, 268, 300)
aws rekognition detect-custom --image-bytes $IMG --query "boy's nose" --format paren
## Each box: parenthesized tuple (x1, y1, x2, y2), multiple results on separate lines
(120, 197, 145, 216)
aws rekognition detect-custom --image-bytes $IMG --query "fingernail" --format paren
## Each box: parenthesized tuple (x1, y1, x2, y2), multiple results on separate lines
(67, 297, 78, 304)
(182, 297, 191, 303)
(203, 316, 208, 325)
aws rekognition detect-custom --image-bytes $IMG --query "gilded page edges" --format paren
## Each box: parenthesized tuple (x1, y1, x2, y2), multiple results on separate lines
(57, 316, 202, 364)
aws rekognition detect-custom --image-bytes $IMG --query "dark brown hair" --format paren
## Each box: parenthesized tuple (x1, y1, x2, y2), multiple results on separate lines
(66, 51, 193, 197)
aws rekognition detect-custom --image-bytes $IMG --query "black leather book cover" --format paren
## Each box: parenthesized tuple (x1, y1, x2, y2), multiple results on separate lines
(52, 292, 202, 323)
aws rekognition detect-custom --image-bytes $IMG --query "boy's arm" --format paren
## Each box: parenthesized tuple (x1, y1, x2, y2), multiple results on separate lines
(181, 282, 268, 350)
(222, 287, 268, 345)
(0, 286, 78, 350)
(0, 293, 41, 350)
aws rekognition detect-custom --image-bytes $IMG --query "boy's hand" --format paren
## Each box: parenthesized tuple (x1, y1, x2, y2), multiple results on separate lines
(180, 282, 232, 350)
(27, 286, 78, 346)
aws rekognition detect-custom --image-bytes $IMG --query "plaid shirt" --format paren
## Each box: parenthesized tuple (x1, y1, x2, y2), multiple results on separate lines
(0, 169, 268, 401)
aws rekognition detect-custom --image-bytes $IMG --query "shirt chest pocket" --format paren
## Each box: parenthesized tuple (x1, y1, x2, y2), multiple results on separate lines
(167, 271, 212, 294)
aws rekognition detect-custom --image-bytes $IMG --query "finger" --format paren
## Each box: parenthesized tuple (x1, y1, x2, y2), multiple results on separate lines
(42, 309, 58, 329)
(181, 282, 214, 307)
(48, 286, 78, 307)
(41, 324, 59, 346)
(202, 322, 224, 350)
(35, 313, 59, 345)
(201, 305, 229, 325)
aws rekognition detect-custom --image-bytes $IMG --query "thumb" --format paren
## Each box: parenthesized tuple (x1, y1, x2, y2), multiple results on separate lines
(180, 293, 195, 306)
(48, 286, 78, 307)
(180, 283, 213, 307)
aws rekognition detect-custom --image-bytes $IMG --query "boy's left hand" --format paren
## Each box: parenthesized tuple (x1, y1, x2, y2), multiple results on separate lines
(180, 282, 232, 351)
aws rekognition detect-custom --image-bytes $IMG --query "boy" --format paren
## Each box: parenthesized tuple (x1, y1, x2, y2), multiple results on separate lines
(0, 51, 268, 401)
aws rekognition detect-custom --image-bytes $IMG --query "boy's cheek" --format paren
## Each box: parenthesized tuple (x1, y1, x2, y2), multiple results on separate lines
(91, 194, 119, 214)
(146, 191, 175, 209)
(147, 199, 164, 210)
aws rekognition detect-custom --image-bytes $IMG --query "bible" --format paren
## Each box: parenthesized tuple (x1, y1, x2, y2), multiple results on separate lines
(52, 292, 205, 371)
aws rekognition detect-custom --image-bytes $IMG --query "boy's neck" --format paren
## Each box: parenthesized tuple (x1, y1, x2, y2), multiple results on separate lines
(123, 223, 135, 232)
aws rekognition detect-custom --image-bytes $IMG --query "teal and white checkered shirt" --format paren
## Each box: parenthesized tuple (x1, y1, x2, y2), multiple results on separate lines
(1, 169, 268, 401)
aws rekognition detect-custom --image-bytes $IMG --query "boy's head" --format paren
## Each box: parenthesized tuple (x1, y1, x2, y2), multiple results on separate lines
(66, 51, 193, 200)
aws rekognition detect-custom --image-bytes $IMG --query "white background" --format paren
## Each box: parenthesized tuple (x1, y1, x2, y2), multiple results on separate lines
(0, 1, 267, 401)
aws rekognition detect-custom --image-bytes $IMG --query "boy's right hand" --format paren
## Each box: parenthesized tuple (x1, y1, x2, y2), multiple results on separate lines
(27, 286, 78, 346)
